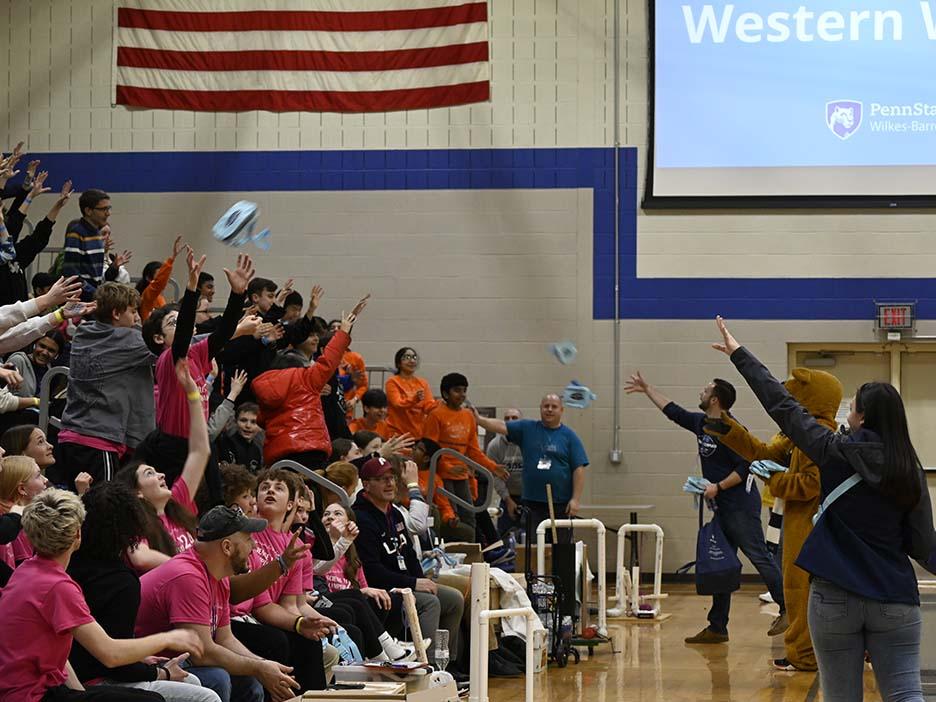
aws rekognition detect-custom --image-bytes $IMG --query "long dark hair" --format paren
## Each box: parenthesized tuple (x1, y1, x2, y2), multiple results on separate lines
(856, 382, 922, 510)
(330, 504, 363, 588)
(0, 425, 37, 457)
(136, 261, 162, 293)
(115, 460, 197, 557)
(77, 482, 148, 560)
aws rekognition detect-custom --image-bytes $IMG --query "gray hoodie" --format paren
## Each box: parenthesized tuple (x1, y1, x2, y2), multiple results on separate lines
(61, 320, 155, 448)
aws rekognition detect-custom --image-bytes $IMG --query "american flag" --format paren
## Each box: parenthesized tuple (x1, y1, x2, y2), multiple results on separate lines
(113, 0, 490, 113)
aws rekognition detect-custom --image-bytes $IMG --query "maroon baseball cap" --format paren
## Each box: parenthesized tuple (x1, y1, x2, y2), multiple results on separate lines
(360, 456, 393, 479)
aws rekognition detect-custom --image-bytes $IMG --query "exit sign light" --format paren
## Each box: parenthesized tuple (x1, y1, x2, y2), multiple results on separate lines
(875, 302, 915, 331)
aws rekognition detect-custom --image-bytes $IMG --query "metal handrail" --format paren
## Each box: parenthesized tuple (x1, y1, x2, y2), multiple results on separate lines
(130, 276, 181, 302)
(270, 459, 351, 510)
(38, 366, 69, 435)
(426, 447, 497, 514)
(366, 365, 395, 390)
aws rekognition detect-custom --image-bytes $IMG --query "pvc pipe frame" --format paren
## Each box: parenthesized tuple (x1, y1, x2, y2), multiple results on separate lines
(534, 518, 607, 636)
(607, 524, 664, 618)
(469, 563, 537, 702)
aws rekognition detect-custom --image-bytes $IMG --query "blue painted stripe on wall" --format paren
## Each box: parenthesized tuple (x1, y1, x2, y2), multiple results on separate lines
(22, 148, 933, 320)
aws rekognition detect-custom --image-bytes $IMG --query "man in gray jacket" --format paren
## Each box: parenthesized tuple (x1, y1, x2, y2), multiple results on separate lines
(485, 408, 524, 534)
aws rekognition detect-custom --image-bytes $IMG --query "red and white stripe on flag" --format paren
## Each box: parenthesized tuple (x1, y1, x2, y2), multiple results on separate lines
(113, 0, 490, 113)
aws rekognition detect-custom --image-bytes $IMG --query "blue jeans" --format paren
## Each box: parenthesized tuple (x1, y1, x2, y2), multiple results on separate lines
(187, 666, 264, 702)
(809, 578, 922, 702)
(708, 507, 784, 634)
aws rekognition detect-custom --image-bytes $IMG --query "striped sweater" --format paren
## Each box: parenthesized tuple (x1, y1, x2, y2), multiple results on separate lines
(63, 218, 106, 299)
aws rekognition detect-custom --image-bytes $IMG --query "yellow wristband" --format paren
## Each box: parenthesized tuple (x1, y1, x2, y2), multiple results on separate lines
(186, 391, 201, 401)
(407, 482, 420, 490)
(32, 397, 40, 407)
(294, 616, 304, 635)
(53, 309, 64, 324)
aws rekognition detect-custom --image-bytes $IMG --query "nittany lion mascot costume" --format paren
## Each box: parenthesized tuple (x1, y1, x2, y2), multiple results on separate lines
(705, 368, 843, 672)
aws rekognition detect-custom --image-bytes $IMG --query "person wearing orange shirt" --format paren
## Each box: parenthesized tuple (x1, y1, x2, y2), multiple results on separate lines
(385, 347, 435, 438)
(348, 389, 391, 439)
(138, 235, 184, 321)
(411, 438, 474, 543)
(422, 373, 506, 537)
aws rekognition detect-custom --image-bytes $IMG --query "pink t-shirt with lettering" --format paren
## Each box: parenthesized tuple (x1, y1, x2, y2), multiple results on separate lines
(252, 527, 303, 604)
(324, 555, 368, 592)
(155, 339, 211, 438)
(0, 556, 94, 702)
(136, 547, 231, 645)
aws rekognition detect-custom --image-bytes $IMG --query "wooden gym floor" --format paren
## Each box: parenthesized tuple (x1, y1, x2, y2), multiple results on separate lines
(488, 584, 886, 702)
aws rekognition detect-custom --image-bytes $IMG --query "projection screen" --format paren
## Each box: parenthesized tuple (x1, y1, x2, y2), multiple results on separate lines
(645, 1, 936, 208)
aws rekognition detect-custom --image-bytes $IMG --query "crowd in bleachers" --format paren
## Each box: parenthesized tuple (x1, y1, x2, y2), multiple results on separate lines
(0, 143, 530, 702)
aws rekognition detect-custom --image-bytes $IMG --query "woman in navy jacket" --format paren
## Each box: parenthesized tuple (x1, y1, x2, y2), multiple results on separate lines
(710, 317, 935, 702)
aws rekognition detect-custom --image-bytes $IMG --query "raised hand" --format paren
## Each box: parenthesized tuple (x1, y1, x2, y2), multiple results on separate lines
(339, 294, 369, 334)
(28, 171, 50, 198)
(342, 520, 359, 541)
(113, 250, 133, 269)
(223, 253, 255, 296)
(274, 278, 294, 307)
(25, 160, 39, 182)
(228, 369, 248, 399)
(171, 234, 185, 258)
(623, 371, 649, 395)
(712, 316, 740, 356)
(185, 246, 206, 292)
(279, 531, 311, 570)
(44, 276, 83, 308)
(53, 179, 73, 209)
(380, 433, 414, 457)
(307, 284, 324, 315)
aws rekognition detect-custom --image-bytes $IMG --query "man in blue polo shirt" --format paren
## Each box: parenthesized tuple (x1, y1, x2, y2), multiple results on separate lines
(474, 394, 588, 544)
(625, 371, 787, 644)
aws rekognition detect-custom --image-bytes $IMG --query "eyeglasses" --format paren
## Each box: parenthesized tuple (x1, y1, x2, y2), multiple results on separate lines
(504, 416, 521, 421)
(93, 205, 112, 212)
(368, 475, 397, 484)
(401, 354, 418, 361)
(163, 317, 178, 329)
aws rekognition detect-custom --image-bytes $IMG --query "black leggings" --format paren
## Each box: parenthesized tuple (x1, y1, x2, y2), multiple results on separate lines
(231, 619, 326, 691)
(43, 686, 163, 701)
(329, 588, 406, 632)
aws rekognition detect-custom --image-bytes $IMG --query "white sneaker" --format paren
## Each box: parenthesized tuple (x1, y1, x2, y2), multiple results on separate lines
(759, 591, 774, 604)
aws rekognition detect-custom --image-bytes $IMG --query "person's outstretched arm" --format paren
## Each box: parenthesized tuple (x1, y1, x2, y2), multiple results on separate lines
(175, 358, 211, 497)
(205, 253, 254, 360)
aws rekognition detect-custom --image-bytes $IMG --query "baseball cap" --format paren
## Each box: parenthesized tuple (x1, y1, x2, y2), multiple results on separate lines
(197, 505, 267, 542)
(360, 456, 393, 480)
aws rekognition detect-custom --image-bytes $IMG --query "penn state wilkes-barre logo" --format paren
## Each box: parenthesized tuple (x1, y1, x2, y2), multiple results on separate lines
(826, 99, 863, 140)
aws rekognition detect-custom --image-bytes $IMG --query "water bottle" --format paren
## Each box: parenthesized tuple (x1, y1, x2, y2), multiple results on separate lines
(433, 629, 450, 672)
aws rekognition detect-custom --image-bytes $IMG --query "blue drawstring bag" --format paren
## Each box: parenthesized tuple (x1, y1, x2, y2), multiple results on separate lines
(328, 626, 364, 664)
(678, 501, 741, 595)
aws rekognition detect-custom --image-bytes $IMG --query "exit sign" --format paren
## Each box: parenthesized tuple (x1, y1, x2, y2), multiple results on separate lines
(876, 302, 915, 331)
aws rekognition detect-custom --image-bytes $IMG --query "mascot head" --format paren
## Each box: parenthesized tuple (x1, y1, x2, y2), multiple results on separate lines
(783, 368, 843, 422)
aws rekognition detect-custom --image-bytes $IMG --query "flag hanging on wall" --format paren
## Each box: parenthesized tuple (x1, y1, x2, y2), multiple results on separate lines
(113, 1, 490, 113)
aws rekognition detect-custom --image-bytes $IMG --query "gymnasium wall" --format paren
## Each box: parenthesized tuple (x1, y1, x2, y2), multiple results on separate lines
(3, 0, 935, 572)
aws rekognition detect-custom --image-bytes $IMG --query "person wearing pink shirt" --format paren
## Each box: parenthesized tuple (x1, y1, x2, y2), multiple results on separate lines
(117, 358, 211, 574)
(0, 454, 49, 568)
(0, 488, 200, 702)
(137, 250, 255, 509)
(136, 504, 302, 702)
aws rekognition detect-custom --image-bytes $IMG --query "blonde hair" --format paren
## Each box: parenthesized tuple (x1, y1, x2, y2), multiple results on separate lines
(0, 456, 39, 503)
(22, 488, 85, 556)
